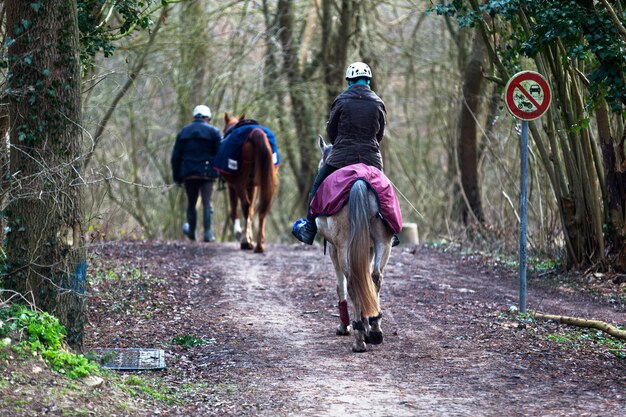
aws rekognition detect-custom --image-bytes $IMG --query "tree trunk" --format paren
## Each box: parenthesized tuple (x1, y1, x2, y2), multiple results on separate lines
(0, 97, 9, 242)
(321, 0, 352, 109)
(5, 0, 86, 349)
(457, 30, 486, 224)
(277, 0, 317, 207)
(178, 0, 207, 124)
(597, 99, 626, 269)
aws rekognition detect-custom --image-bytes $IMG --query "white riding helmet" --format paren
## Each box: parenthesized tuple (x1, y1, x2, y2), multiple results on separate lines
(345, 62, 372, 80)
(192, 104, 212, 119)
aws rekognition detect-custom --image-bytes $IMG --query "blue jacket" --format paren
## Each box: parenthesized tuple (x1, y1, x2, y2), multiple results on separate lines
(171, 119, 222, 183)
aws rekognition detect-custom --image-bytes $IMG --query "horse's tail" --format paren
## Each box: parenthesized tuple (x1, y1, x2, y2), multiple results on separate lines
(347, 180, 379, 317)
(250, 128, 277, 217)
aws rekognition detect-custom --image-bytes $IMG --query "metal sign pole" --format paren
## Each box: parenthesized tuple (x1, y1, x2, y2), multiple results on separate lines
(505, 70, 551, 314)
(519, 121, 529, 313)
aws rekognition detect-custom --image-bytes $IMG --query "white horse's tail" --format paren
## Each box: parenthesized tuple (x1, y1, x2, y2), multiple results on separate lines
(348, 180, 380, 317)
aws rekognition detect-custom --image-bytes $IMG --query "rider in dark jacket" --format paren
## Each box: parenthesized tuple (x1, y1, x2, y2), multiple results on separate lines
(292, 62, 388, 245)
(325, 81, 386, 170)
(171, 105, 222, 242)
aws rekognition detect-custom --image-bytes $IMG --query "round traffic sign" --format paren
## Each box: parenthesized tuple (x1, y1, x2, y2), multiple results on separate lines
(504, 71, 551, 121)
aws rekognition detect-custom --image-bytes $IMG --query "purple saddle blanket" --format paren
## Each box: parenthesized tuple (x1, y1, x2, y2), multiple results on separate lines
(309, 163, 403, 234)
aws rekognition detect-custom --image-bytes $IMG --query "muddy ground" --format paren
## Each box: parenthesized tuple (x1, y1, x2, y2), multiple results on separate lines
(77, 239, 626, 417)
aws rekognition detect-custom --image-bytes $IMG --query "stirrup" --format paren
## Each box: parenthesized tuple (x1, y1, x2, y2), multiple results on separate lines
(392, 234, 400, 247)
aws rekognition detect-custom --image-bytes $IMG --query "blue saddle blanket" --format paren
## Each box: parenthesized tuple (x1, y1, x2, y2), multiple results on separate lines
(214, 123, 280, 174)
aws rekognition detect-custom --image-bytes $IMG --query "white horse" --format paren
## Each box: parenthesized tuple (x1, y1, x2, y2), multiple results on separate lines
(314, 137, 394, 352)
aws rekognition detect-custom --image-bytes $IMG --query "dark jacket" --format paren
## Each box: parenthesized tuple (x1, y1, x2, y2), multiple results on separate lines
(325, 84, 386, 170)
(171, 119, 222, 183)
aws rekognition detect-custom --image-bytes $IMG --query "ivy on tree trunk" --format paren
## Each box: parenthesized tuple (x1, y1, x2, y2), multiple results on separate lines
(5, 0, 86, 349)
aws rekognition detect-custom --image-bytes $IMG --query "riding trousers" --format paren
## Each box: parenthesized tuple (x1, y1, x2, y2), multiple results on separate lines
(306, 164, 339, 220)
(184, 178, 215, 212)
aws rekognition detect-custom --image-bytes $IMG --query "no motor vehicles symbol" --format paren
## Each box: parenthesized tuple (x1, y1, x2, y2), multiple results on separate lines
(505, 71, 551, 121)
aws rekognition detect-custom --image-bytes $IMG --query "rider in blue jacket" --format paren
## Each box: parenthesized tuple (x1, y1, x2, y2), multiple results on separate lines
(171, 105, 222, 242)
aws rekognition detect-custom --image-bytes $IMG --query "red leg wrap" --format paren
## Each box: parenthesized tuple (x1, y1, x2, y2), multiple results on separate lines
(338, 300, 350, 326)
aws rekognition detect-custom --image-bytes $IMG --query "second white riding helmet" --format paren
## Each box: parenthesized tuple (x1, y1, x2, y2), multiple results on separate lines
(345, 62, 372, 80)
(192, 105, 212, 119)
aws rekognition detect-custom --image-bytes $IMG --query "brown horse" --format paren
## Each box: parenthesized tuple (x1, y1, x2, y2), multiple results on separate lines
(220, 113, 278, 253)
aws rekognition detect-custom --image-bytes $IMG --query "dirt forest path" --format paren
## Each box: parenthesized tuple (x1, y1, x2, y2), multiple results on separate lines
(87, 241, 626, 417)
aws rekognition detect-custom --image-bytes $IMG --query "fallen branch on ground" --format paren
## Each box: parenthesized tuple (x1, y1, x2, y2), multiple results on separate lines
(533, 312, 626, 341)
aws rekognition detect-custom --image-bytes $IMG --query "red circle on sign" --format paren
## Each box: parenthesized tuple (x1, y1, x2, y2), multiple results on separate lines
(505, 71, 551, 121)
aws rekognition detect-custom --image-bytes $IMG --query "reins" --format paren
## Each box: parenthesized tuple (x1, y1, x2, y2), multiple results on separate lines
(388, 179, 424, 220)
(320, 137, 423, 221)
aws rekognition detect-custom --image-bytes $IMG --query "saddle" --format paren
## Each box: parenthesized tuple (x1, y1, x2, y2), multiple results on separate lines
(309, 163, 403, 234)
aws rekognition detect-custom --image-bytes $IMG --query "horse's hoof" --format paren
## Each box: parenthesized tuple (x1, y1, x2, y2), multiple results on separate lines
(352, 343, 367, 353)
(336, 323, 350, 336)
(253, 245, 264, 253)
(365, 331, 383, 345)
(240, 242, 254, 250)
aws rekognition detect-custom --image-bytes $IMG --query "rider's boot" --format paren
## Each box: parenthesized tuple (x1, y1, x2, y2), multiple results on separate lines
(292, 218, 317, 245)
(183, 208, 197, 241)
(203, 207, 216, 242)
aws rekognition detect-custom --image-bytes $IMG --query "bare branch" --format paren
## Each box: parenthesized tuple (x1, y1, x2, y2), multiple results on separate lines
(83, 6, 167, 171)
(597, 0, 626, 42)
(534, 312, 626, 341)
